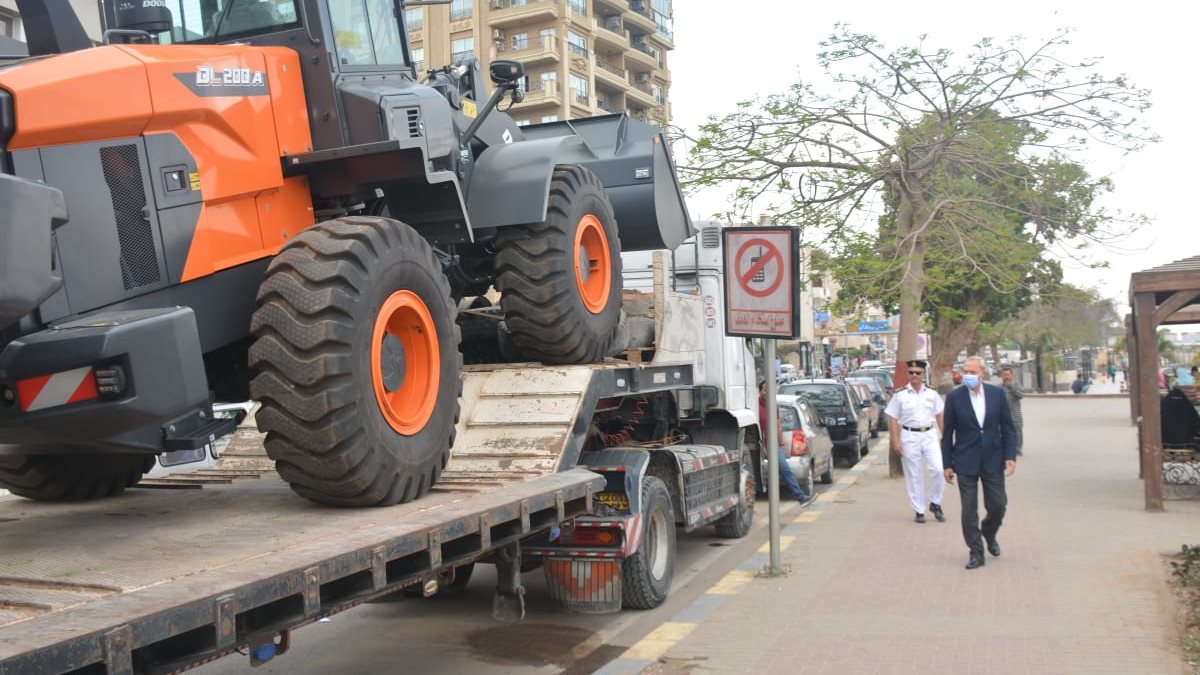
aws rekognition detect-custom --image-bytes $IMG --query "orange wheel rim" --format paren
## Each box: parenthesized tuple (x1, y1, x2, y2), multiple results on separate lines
(371, 290, 439, 435)
(574, 214, 612, 314)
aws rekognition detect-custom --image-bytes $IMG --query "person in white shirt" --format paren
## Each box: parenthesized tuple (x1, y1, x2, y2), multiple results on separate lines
(885, 360, 946, 523)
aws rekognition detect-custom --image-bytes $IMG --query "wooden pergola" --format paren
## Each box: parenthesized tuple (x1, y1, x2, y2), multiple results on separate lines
(1128, 254, 1200, 511)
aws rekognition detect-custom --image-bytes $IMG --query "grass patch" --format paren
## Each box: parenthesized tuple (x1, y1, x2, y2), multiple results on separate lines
(1169, 544, 1200, 672)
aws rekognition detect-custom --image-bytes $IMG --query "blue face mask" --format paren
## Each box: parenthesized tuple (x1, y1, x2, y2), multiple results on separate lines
(962, 374, 981, 389)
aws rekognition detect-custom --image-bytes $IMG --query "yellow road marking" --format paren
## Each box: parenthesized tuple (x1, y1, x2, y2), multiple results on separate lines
(794, 510, 821, 523)
(708, 569, 754, 595)
(623, 621, 697, 661)
(757, 535, 795, 553)
(836, 474, 858, 486)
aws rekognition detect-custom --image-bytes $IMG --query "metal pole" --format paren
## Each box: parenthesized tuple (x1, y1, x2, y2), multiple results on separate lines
(765, 339, 782, 574)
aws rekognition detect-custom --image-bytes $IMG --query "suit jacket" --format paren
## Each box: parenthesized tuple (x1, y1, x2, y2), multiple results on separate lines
(941, 383, 1018, 475)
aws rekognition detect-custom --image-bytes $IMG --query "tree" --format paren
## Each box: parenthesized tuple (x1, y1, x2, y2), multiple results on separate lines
(681, 26, 1154, 389)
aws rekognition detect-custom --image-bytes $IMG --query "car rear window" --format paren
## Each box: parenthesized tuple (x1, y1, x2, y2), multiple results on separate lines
(783, 384, 845, 407)
(780, 405, 799, 432)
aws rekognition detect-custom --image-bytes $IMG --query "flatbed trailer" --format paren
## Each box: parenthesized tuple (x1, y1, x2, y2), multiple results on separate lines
(0, 238, 760, 674)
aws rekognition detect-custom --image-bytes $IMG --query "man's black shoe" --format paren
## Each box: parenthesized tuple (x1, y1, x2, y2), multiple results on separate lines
(930, 503, 945, 522)
(987, 538, 1001, 557)
(914, 512, 926, 524)
(966, 555, 985, 570)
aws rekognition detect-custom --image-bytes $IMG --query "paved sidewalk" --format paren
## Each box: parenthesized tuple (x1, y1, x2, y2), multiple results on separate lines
(602, 397, 1199, 675)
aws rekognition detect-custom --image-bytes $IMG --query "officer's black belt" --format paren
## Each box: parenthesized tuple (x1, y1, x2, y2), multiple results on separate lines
(902, 425, 932, 432)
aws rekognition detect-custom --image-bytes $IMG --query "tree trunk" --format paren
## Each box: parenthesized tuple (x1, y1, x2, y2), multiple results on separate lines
(891, 193, 926, 478)
(990, 344, 1003, 372)
(928, 313, 980, 392)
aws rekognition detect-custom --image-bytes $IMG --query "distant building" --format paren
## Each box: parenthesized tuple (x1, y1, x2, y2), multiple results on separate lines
(0, 0, 103, 43)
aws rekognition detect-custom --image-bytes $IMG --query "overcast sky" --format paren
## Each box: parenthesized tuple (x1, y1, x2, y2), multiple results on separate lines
(668, 1, 1200, 318)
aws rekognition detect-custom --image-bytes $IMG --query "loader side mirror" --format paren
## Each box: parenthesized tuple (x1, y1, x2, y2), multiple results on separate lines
(489, 60, 523, 85)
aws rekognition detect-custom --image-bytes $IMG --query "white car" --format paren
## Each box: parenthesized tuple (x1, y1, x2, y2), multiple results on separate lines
(776, 394, 836, 496)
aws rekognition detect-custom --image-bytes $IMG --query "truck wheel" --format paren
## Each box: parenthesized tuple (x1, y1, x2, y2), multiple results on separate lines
(715, 453, 755, 538)
(495, 166, 622, 364)
(250, 217, 461, 507)
(622, 476, 676, 609)
(0, 452, 154, 501)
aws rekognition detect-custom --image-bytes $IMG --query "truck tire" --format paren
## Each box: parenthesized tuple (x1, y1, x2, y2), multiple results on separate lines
(250, 217, 461, 507)
(714, 453, 755, 538)
(622, 476, 676, 609)
(0, 452, 154, 501)
(495, 166, 622, 364)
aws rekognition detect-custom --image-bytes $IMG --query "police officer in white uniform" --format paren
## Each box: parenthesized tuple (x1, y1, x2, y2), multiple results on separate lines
(885, 360, 946, 523)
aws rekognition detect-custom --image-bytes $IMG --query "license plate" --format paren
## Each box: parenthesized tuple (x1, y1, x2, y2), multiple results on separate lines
(595, 492, 630, 510)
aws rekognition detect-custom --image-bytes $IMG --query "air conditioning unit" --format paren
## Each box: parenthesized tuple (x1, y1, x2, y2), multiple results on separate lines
(635, 73, 651, 83)
(493, 28, 505, 40)
(490, 0, 504, 9)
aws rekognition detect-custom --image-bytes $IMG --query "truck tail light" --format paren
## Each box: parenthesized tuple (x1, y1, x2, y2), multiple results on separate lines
(566, 527, 621, 547)
(15, 366, 99, 412)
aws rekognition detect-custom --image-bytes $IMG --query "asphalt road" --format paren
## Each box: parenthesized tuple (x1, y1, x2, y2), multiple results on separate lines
(195, 443, 876, 674)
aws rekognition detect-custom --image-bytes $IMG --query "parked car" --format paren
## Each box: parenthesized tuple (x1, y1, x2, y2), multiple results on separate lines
(780, 379, 870, 467)
(844, 381, 878, 438)
(845, 376, 888, 437)
(850, 368, 895, 397)
(775, 394, 835, 496)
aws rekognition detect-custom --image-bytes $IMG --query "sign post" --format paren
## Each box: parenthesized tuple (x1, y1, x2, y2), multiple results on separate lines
(722, 227, 801, 576)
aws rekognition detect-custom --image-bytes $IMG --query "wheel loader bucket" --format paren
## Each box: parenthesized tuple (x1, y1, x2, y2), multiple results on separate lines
(521, 114, 694, 252)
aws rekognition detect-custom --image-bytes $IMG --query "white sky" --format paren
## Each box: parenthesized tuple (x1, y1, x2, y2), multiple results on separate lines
(669, 1, 1200, 317)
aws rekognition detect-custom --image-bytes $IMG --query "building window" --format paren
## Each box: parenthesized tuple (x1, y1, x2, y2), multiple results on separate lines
(567, 31, 587, 58)
(540, 27, 556, 38)
(569, 74, 588, 103)
(0, 13, 13, 39)
(404, 8, 423, 30)
(541, 115, 559, 123)
(651, 0, 672, 39)
(511, 32, 528, 51)
(450, 0, 472, 21)
(411, 47, 425, 72)
(567, 0, 586, 14)
(651, 83, 664, 104)
(451, 37, 475, 63)
(538, 70, 557, 91)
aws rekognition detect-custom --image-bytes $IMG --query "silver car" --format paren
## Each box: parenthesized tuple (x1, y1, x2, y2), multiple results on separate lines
(777, 394, 836, 496)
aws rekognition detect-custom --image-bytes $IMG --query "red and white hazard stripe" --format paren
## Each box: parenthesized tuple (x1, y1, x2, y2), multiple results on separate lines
(15, 367, 99, 412)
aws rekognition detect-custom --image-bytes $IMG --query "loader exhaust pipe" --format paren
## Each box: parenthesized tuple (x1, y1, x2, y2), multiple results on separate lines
(13, 0, 92, 56)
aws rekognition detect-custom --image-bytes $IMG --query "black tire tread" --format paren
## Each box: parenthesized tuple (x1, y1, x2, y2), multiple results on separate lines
(495, 166, 621, 364)
(0, 453, 153, 501)
(622, 476, 676, 610)
(250, 217, 461, 507)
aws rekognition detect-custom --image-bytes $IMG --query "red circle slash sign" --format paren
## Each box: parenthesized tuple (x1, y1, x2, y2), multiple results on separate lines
(735, 238, 784, 298)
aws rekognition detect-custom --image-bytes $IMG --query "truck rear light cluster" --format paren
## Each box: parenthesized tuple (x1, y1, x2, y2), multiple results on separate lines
(563, 526, 621, 547)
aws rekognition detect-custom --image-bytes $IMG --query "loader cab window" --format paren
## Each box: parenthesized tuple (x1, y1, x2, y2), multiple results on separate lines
(160, 0, 299, 43)
(330, 0, 407, 68)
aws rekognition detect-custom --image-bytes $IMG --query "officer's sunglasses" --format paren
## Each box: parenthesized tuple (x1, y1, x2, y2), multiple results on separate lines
(907, 370, 924, 376)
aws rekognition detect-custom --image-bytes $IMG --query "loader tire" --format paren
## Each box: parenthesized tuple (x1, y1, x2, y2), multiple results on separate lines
(495, 166, 622, 365)
(0, 452, 154, 501)
(250, 217, 461, 507)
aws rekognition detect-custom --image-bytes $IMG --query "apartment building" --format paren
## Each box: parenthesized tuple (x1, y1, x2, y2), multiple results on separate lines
(0, 0, 102, 44)
(405, 0, 674, 128)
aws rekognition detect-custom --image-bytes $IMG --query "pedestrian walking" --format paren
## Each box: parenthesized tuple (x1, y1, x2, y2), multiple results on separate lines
(941, 356, 1018, 570)
(1001, 366, 1024, 456)
(884, 360, 946, 523)
(758, 381, 814, 505)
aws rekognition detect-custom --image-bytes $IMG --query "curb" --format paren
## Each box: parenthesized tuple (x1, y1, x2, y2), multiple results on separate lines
(593, 450, 880, 674)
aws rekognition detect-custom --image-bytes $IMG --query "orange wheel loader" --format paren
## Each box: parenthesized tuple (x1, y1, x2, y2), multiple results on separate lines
(0, 0, 691, 506)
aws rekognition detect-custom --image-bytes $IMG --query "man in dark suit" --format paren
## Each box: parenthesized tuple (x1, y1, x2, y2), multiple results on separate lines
(941, 356, 1018, 570)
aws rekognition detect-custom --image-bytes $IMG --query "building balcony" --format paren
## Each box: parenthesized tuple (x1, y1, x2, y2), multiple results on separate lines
(648, 25, 674, 50)
(624, 40, 659, 69)
(594, 0, 627, 14)
(626, 79, 657, 106)
(565, 2, 590, 30)
(623, 1, 656, 32)
(594, 58, 629, 89)
(493, 35, 560, 67)
(594, 16, 628, 49)
(487, 0, 559, 28)
(511, 80, 562, 110)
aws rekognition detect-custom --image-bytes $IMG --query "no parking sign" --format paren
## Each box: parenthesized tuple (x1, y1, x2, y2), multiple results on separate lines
(722, 227, 800, 338)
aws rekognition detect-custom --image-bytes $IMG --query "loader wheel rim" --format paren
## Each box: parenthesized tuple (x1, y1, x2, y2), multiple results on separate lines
(573, 214, 612, 314)
(372, 290, 439, 435)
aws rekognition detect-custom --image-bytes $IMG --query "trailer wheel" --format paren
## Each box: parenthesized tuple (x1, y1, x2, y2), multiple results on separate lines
(495, 166, 622, 364)
(715, 452, 755, 538)
(0, 452, 154, 501)
(250, 217, 461, 507)
(622, 476, 676, 609)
